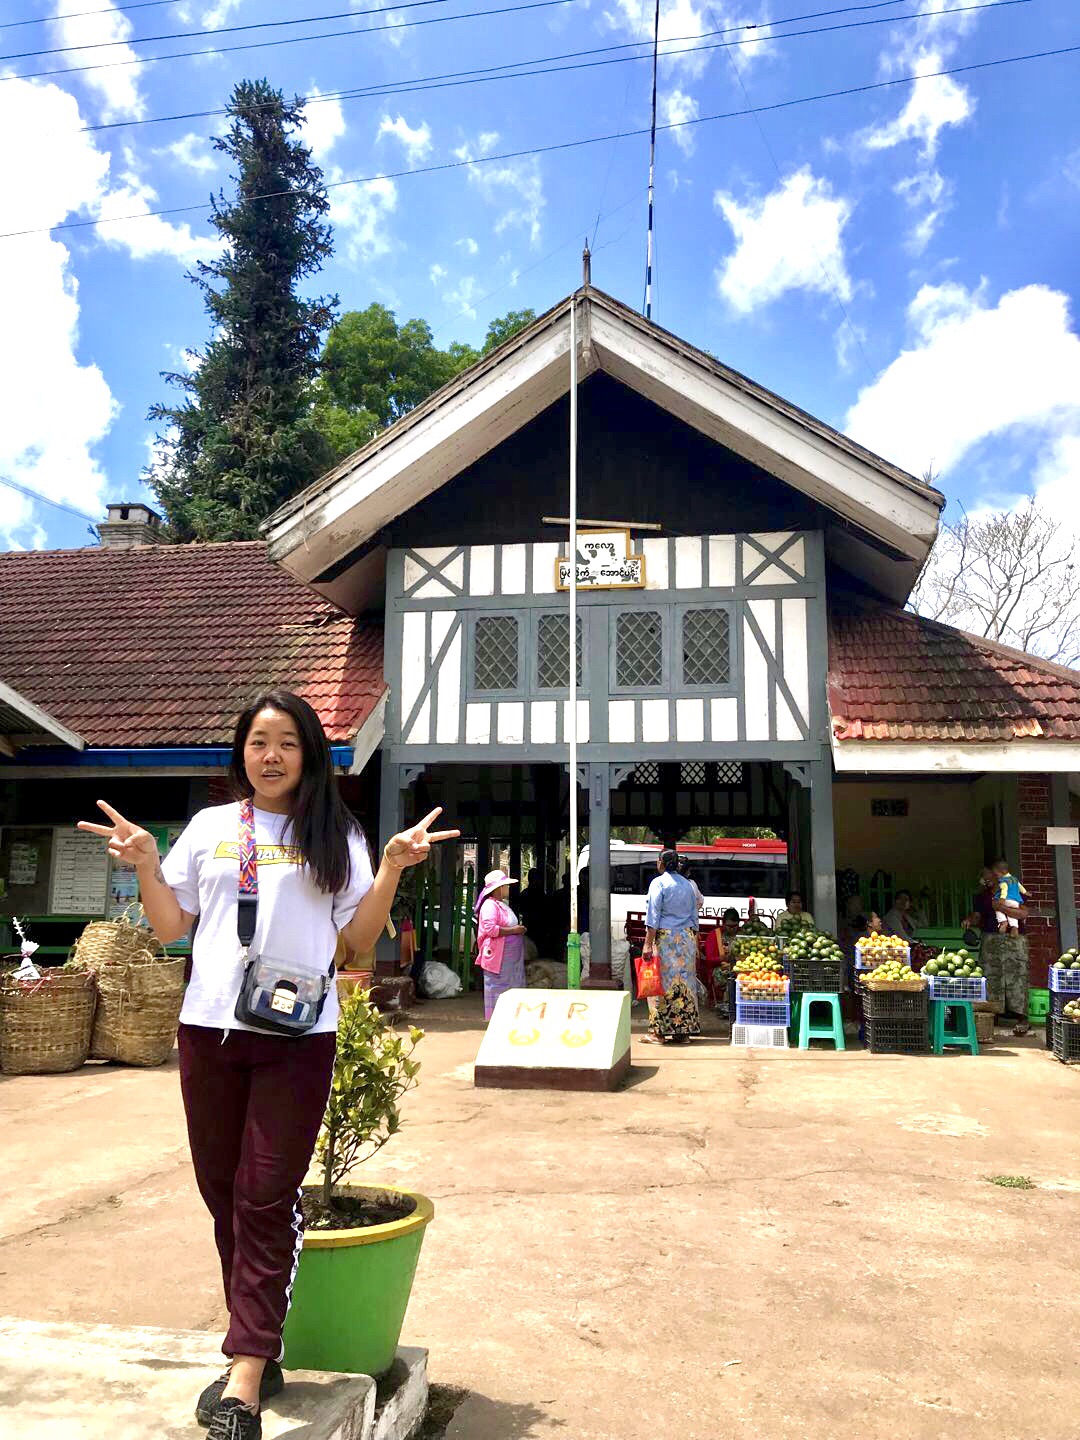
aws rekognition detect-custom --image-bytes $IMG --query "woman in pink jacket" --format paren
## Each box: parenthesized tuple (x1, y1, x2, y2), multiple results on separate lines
(474, 869, 527, 1019)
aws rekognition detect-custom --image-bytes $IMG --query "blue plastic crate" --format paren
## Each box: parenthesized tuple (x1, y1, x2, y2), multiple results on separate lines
(735, 999, 792, 1027)
(1049, 967, 1080, 993)
(928, 976, 987, 1002)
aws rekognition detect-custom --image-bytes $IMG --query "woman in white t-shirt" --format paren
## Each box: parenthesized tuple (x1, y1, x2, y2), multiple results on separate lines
(79, 689, 457, 1439)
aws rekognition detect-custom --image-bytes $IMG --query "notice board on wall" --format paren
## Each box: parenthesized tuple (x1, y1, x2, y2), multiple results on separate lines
(0, 826, 54, 917)
(48, 831, 112, 915)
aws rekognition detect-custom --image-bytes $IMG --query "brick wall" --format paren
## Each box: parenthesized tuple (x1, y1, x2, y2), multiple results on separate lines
(1018, 773, 1061, 982)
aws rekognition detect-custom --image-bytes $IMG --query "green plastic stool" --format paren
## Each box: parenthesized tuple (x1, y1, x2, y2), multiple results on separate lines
(795, 992, 845, 1050)
(930, 999, 979, 1055)
(1028, 988, 1050, 1023)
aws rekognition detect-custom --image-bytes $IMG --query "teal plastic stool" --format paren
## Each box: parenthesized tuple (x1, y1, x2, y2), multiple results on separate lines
(795, 992, 845, 1050)
(930, 1000, 979, 1055)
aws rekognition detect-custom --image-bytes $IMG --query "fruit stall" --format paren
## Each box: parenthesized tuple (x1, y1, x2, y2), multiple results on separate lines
(1048, 948, 1080, 1063)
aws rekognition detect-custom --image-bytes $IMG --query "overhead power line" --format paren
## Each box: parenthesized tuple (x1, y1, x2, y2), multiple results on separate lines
(1, 0, 1030, 85)
(2, 42, 1076, 243)
(70, 2, 997, 134)
(1, 0, 581, 82)
(0, 475, 102, 526)
(0, 0, 464, 63)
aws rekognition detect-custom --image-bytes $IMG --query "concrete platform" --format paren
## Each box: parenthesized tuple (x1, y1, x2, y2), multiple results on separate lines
(0, 1319, 427, 1440)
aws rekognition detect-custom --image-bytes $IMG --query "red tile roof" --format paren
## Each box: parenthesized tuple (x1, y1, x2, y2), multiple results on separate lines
(0, 542, 385, 747)
(828, 593, 1080, 743)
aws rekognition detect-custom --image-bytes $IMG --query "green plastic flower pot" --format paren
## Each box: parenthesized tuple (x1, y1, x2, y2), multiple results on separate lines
(282, 1185, 433, 1377)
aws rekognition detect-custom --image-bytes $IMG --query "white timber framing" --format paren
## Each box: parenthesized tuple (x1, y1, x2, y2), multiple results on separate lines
(263, 288, 943, 604)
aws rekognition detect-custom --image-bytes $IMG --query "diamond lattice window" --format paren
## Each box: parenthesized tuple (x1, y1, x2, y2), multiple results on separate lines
(537, 614, 583, 689)
(682, 608, 731, 687)
(716, 762, 745, 786)
(615, 611, 663, 688)
(680, 762, 706, 786)
(473, 615, 519, 691)
(633, 763, 660, 786)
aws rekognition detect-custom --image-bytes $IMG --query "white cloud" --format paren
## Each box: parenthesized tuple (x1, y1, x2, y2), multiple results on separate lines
(863, 59, 972, 161)
(894, 168, 951, 253)
(662, 89, 699, 156)
(455, 237, 479, 256)
(377, 114, 433, 165)
(327, 173, 398, 261)
(443, 275, 479, 321)
(714, 168, 852, 314)
(200, 0, 241, 27)
(95, 150, 220, 263)
(0, 79, 117, 546)
(154, 132, 217, 174)
(845, 282, 1080, 484)
(302, 89, 347, 161)
(455, 131, 544, 247)
(429, 262, 447, 284)
(51, 0, 145, 122)
(351, 0, 408, 45)
(603, 0, 769, 81)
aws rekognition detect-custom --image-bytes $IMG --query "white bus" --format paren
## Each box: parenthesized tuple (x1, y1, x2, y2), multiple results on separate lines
(579, 838, 790, 939)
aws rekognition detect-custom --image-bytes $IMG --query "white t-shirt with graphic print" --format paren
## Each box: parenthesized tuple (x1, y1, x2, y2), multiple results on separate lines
(161, 802, 374, 1035)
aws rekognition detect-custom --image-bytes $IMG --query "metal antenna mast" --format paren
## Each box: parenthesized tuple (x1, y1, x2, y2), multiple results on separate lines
(643, 0, 660, 320)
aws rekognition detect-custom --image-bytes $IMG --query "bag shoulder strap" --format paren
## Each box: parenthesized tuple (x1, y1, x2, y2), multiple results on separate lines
(237, 798, 258, 949)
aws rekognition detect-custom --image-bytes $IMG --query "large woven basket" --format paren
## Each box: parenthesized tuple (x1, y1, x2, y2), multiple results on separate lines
(71, 918, 186, 1067)
(0, 969, 97, 1075)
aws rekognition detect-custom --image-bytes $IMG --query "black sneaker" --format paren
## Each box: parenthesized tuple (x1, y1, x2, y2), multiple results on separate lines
(206, 1398, 262, 1440)
(196, 1361, 283, 1426)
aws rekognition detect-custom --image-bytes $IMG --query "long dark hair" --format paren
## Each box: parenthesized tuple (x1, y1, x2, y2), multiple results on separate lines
(659, 848, 680, 873)
(229, 688, 360, 894)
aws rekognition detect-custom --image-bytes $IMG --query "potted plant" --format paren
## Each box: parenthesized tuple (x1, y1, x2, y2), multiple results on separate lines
(281, 986, 433, 1377)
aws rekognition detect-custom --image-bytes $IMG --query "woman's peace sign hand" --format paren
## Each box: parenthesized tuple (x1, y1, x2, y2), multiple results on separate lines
(383, 807, 460, 871)
(77, 801, 158, 869)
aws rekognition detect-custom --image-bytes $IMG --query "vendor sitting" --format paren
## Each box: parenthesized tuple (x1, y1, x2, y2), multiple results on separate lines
(703, 907, 741, 1008)
(775, 889, 815, 930)
(882, 889, 920, 943)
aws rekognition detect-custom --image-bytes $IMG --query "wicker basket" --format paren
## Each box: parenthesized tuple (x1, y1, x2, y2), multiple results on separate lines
(71, 917, 186, 1067)
(70, 915, 162, 971)
(0, 970, 97, 1075)
(863, 977, 927, 992)
(89, 957, 187, 1066)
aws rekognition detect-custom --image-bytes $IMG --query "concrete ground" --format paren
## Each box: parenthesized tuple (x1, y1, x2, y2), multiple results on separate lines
(1, 995, 1078, 1440)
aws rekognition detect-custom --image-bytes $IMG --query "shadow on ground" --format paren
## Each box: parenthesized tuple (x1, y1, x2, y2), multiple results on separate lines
(418, 1385, 563, 1439)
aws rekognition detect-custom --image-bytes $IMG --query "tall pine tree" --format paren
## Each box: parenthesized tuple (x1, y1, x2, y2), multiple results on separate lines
(147, 80, 336, 541)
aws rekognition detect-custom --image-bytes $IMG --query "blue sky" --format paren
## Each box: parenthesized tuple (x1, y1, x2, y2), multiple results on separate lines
(1, 0, 1078, 555)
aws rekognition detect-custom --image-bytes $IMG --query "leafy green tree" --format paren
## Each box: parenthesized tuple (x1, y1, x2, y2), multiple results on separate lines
(314, 304, 537, 464)
(482, 308, 535, 353)
(146, 79, 337, 541)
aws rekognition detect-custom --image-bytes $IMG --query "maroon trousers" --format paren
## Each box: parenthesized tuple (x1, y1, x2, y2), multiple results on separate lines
(178, 1023, 336, 1361)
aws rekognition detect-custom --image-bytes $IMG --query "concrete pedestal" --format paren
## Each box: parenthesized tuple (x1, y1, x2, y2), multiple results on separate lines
(0, 1318, 428, 1440)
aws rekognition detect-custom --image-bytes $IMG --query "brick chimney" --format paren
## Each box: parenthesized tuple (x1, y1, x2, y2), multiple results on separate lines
(98, 502, 162, 549)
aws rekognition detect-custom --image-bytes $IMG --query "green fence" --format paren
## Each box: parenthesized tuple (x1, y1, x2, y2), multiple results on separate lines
(865, 873, 974, 931)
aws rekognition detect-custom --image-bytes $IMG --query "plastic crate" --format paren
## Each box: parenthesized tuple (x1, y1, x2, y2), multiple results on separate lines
(731, 1023, 789, 1049)
(855, 939, 910, 971)
(928, 976, 987, 1002)
(1049, 967, 1080, 993)
(1051, 991, 1079, 1017)
(735, 999, 791, 1027)
(864, 1017, 931, 1055)
(1051, 1016, 1080, 1064)
(861, 987, 929, 1021)
(787, 957, 846, 994)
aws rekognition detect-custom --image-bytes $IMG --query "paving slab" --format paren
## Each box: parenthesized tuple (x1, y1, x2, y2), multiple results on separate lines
(0, 1319, 427, 1440)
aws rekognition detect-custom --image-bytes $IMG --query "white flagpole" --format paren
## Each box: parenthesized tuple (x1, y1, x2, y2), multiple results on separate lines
(567, 294, 581, 988)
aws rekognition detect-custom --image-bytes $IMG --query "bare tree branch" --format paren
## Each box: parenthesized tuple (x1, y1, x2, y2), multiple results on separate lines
(908, 497, 1080, 666)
